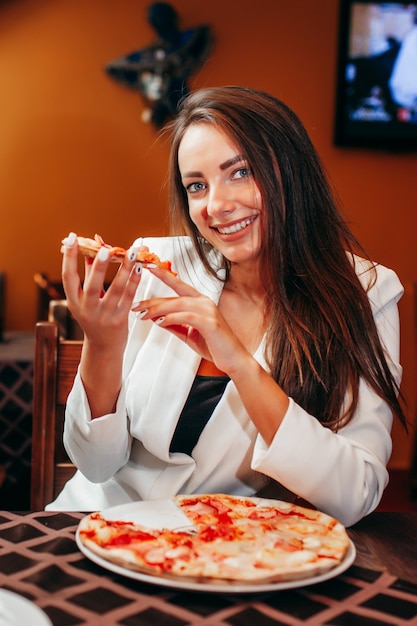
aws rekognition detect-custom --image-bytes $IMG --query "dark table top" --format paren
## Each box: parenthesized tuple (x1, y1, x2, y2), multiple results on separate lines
(0, 510, 416, 625)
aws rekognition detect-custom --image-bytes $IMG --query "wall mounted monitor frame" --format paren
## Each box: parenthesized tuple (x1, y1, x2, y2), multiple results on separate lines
(334, 0, 417, 150)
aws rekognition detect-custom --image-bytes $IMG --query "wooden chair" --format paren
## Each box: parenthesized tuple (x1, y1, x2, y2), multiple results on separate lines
(31, 321, 82, 510)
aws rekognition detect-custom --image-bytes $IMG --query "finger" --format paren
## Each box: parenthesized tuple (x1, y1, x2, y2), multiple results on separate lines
(61, 232, 82, 303)
(147, 266, 200, 297)
(83, 245, 112, 299)
(133, 291, 213, 319)
(156, 322, 193, 344)
(84, 256, 95, 285)
(92, 247, 142, 315)
(108, 247, 142, 296)
(136, 306, 206, 338)
(151, 319, 210, 361)
(131, 296, 186, 317)
(118, 258, 143, 311)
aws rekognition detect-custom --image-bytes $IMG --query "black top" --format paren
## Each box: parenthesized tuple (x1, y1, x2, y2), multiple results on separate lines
(169, 374, 230, 455)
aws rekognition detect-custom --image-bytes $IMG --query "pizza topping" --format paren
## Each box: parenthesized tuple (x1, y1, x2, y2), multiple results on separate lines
(198, 523, 242, 543)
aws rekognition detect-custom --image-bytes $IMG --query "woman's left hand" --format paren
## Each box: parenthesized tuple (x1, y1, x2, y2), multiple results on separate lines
(132, 267, 247, 376)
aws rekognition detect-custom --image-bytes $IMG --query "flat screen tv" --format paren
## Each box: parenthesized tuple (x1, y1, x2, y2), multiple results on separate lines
(334, 0, 417, 150)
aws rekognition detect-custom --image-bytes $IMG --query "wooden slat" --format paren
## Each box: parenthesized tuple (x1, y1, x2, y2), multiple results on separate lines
(57, 341, 82, 404)
(31, 322, 58, 510)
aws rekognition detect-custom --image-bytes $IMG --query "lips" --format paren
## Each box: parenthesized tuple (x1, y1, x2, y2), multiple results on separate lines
(214, 215, 257, 235)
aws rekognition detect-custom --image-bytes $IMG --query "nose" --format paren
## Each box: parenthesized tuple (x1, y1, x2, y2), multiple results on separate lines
(206, 183, 234, 218)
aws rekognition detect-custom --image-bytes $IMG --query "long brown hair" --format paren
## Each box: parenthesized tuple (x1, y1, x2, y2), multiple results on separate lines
(166, 85, 407, 431)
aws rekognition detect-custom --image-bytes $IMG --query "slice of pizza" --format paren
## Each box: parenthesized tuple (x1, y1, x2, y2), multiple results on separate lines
(62, 233, 176, 274)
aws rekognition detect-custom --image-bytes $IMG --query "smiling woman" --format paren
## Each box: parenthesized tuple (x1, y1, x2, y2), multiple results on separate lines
(48, 86, 406, 529)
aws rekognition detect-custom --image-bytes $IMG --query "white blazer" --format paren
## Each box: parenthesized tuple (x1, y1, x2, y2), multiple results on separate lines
(47, 237, 404, 527)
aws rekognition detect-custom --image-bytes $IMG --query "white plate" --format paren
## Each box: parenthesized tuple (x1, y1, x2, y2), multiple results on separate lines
(76, 499, 356, 594)
(0, 590, 52, 626)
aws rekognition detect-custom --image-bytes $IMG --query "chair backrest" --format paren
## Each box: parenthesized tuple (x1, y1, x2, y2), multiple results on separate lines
(34, 272, 65, 321)
(31, 321, 82, 510)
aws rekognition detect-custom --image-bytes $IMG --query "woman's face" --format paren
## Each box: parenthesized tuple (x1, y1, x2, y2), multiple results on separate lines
(178, 123, 264, 267)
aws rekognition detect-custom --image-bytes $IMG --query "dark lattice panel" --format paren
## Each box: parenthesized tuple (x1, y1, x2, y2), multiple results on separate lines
(0, 361, 33, 509)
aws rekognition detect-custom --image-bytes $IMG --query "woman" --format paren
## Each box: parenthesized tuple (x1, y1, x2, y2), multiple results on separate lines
(51, 86, 406, 526)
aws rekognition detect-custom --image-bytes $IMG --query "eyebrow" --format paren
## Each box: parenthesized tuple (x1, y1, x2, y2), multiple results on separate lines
(182, 154, 246, 179)
(220, 154, 245, 170)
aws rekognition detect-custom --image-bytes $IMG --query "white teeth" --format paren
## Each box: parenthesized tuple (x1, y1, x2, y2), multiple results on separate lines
(217, 217, 255, 235)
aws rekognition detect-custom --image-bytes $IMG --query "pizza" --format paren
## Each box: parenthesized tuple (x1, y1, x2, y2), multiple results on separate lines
(77, 494, 351, 584)
(62, 233, 176, 274)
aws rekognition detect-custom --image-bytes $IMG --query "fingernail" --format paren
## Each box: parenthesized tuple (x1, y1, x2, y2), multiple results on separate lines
(97, 246, 109, 261)
(136, 309, 148, 319)
(63, 232, 77, 247)
(154, 316, 165, 325)
(127, 246, 137, 262)
(135, 262, 143, 275)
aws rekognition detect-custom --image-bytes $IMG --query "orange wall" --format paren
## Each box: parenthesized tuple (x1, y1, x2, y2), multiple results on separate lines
(0, 0, 416, 468)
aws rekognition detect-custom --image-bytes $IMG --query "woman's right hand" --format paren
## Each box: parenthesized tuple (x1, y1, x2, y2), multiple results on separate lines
(61, 232, 143, 417)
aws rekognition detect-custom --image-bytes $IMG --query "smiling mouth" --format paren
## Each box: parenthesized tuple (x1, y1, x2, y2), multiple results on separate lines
(214, 216, 257, 235)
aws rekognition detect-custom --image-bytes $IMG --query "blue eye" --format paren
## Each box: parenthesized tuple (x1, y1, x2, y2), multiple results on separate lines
(186, 181, 206, 193)
(233, 167, 251, 179)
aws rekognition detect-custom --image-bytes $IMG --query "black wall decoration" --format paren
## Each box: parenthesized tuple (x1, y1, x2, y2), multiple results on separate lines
(105, 2, 213, 128)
